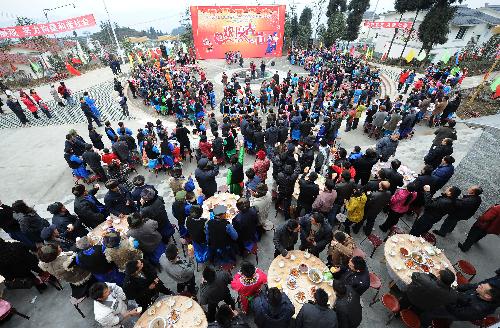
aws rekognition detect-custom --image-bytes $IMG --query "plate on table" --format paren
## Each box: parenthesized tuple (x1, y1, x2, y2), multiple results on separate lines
(149, 317, 166, 328)
(420, 264, 430, 273)
(308, 268, 323, 284)
(286, 276, 298, 290)
(410, 252, 424, 264)
(310, 286, 317, 298)
(298, 263, 308, 273)
(167, 309, 180, 324)
(185, 300, 193, 309)
(405, 259, 417, 270)
(294, 291, 307, 304)
(289, 267, 300, 278)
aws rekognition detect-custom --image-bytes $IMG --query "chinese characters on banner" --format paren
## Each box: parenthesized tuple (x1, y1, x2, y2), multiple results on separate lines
(363, 21, 413, 29)
(0, 14, 96, 39)
(190, 6, 286, 59)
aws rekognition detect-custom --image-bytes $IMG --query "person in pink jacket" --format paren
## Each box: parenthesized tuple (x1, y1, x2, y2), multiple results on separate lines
(19, 91, 40, 119)
(379, 183, 417, 232)
(29, 89, 52, 119)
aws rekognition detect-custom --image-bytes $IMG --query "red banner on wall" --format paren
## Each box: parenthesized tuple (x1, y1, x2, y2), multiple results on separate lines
(364, 21, 413, 29)
(190, 6, 286, 60)
(0, 14, 96, 39)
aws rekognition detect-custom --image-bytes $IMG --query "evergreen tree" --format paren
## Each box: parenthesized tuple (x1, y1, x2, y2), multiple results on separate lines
(386, 0, 415, 58)
(291, 14, 300, 46)
(418, 0, 456, 56)
(298, 7, 313, 47)
(326, 0, 347, 16)
(179, 8, 194, 47)
(323, 12, 346, 47)
(344, 0, 370, 42)
(398, 0, 434, 59)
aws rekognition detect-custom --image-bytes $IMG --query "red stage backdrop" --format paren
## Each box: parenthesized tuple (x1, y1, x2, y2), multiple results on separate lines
(0, 14, 96, 39)
(190, 5, 286, 59)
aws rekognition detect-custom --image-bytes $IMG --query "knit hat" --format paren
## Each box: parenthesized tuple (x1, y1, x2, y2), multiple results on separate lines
(40, 224, 57, 240)
(256, 150, 266, 160)
(175, 190, 187, 201)
(47, 202, 64, 215)
(140, 187, 156, 202)
(76, 236, 91, 249)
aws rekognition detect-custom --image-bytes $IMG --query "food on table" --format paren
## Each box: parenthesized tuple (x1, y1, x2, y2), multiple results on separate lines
(420, 264, 430, 273)
(148, 308, 156, 316)
(167, 309, 180, 324)
(289, 267, 300, 277)
(295, 291, 307, 304)
(426, 258, 434, 267)
(400, 248, 409, 256)
(405, 259, 416, 269)
(308, 268, 323, 284)
(299, 263, 308, 273)
(330, 266, 340, 273)
(286, 276, 298, 290)
(323, 271, 333, 281)
(148, 316, 166, 328)
(411, 252, 423, 264)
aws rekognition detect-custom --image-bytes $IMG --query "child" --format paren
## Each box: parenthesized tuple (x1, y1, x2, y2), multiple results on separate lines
(344, 187, 367, 234)
(230, 261, 267, 313)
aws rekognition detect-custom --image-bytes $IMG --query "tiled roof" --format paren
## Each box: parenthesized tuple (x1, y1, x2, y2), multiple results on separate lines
(451, 6, 500, 26)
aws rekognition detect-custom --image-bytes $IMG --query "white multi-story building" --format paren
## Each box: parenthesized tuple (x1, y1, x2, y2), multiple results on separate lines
(360, 4, 500, 61)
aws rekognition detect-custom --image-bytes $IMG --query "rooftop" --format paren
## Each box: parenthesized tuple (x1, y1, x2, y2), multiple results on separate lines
(451, 5, 500, 26)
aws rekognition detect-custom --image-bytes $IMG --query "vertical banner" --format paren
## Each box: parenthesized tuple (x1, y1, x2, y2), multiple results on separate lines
(190, 6, 286, 59)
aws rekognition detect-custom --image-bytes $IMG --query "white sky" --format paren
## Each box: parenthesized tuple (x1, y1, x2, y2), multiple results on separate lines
(0, 0, 490, 36)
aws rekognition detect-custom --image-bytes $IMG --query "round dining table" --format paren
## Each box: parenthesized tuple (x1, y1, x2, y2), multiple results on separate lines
(267, 250, 336, 317)
(87, 214, 129, 245)
(134, 295, 208, 328)
(202, 192, 239, 221)
(384, 234, 456, 291)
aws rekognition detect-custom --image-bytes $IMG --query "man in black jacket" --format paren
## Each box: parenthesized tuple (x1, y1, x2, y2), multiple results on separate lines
(353, 149, 378, 185)
(82, 144, 107, 182)
(252, 287, 295, 328)
(296, 169, 320, 216)
(299, 213, 332, 256)
(381, 159, 404, 194)
(273, 220, 300, 257)
(103, 179, 135, 216)
(410, 185, 461, 237)
(123, 259, 172, 309)
(200, 266, 235, 322)
(276, 164, 300, 221)
(332, 280, 362, 328)
(406, 269, 458, 312)
(424, 138, 454, 169)
(355, 181, 391, 236)
(331, 171, 357, 222)
(295, 288, 338, 328)
(195, 158, 219, 198)
(72, 184, 107, 228)
(174, 121, 191, 159)
(332, 256, 370, 296)
(80, 97, 102, 129)
(434, 186, 482, 237)
(140, 188, 174, 244)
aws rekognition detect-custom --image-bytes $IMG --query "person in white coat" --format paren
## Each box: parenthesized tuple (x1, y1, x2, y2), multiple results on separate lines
(89, 282, 140, 328)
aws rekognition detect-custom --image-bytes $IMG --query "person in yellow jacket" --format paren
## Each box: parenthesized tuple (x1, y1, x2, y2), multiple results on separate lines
(344, 188, 367, 234)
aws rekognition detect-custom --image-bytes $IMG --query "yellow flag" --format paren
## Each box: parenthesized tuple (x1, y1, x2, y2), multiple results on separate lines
(128, 54, 134, 68)
(137, 54, 143, 65)
(405, 49, 416, 63)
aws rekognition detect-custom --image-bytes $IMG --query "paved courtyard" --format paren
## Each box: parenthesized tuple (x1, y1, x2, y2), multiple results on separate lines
(0, 58, 498, 328)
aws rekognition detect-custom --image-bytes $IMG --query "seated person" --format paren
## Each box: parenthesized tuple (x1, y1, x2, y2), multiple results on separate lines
(332, 256, 370, 296)
(244, 168, 261, 197)
(299, 212, 332, 257)
(252, 287, 295, 328)
(208, 303, 250, 328)
(327, 230, 355, 267)
(89, 282, 140, 327)
(406, 268, 458, 312)
(332, 280, 362, 328)
(295, 288, 338, 328)
(230, 261, 267, 314)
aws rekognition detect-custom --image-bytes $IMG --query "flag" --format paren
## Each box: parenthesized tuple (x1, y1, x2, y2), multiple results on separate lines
(450, 66, 460, 76)
(29, 59, 42, 74)
(441, 51, 451, 64)
(455, 51, 460, 65)
(136, 52, 143, 65)
(405, 49, 416, 63)
(10, 63, 17, 72)
(491, 76, 500, 92)
(128, 53, 134, 69)
(416, 52, 426, 61)
(65, 62, 81, 76)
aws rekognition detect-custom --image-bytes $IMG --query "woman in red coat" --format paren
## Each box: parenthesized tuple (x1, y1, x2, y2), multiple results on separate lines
(253, 150, 270, 182)
(459, 204, 500, 252)
(230, 261, 267, 313)
(20, 91, 39, 119)
(29, 89, 52, 119)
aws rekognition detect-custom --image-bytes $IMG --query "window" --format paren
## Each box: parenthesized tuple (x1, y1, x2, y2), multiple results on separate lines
(455, 27, 468, 40)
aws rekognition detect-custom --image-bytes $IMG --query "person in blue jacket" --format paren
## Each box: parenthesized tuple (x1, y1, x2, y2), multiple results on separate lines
(432, 155, 455, 192)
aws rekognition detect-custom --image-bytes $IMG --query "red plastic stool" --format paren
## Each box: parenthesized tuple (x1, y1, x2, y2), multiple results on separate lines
(471, 316, 500, 327)
(400, 309, 421, 328)
(432, 319, 451, 328)
(367, 234, 383, 258)
(369, 272, 382, 306)
(381, 293, 400, 325)
(454, 260, 477, 282)
(422, 232, 437, 246)
(456, 272, 469, 285)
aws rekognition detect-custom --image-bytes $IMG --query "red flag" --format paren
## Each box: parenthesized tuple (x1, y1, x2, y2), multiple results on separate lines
(349, 46, 355, 56)
(10, 63, 17, 72)
(71, 57, 82, 64)
(65, 62, 81, 76)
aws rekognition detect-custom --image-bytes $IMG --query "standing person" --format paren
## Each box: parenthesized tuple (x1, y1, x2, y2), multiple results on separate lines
(252, 287, 295, 328)
(162, 244, 196, 296)
(432, 120, 457, 146)
(50, 84, 65, 107)
(58, 81, 75, 105)
(123, 259, 172, 309)
(434, 186, 482, 237)
(250, 183, 272, 228)
(113, 78, 124, 96)
(206, 205, 238, 265)
(175, 121, 191, 159)
(260, 60, 266, 78)
(253, 150, 270, 182)
(299, 212, 333, 256)
(332, 280, 362, 328)
(72, 184, 107, 229)
(295, 288, 338, 328)
(127, 80, 137, 98)
(89, 127, 105, 150)
(409, 185, 461, 237)
(331, 256, 370, 296)
(232, 198, 259, 253)
(89, 282, 141, 327)
(227, 147, 245, 195)
(118, 94, 129, 117)
(432, 156, 455, 191)
(424, 138, 454, 169)
(230, 261, 267, 314)
(296, 169, 320, 216)
(276, 164, 301, 221)
(0, 200, 33, 247)
(380, 159, 404, 194)
(83, 91, 101, 120)
(30, 89, 52, 119)
(379, 183, 418, 232)
(80, 97, 102, 129)
(199, 266, 236, 322)
(312, 178, 337, 220)
(459, 204, 500, 252)
(105, 121, 119, 144)
(6, 93, 29, 126)
(83, 144, 107, 182)
(140, 188, 175, 244)
(376, 133, 399, 162)
(20, 90, 40, 119)
(126, 213, 165, 266)
(353, 148, 378, 185)
(344, 188, 368, 234)
(356, 181, 392, 236)
(195, 158, 219, 198)
(104, 180, 135, 216)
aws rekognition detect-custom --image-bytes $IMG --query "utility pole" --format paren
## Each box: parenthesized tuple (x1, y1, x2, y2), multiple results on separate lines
(102, 0, 125, 63)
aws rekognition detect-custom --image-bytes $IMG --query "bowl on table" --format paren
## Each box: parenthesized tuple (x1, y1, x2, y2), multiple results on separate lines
(308, 268, 323, 284)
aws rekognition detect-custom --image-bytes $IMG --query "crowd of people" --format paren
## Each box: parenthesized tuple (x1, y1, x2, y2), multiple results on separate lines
(0, 45, 499, 328)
